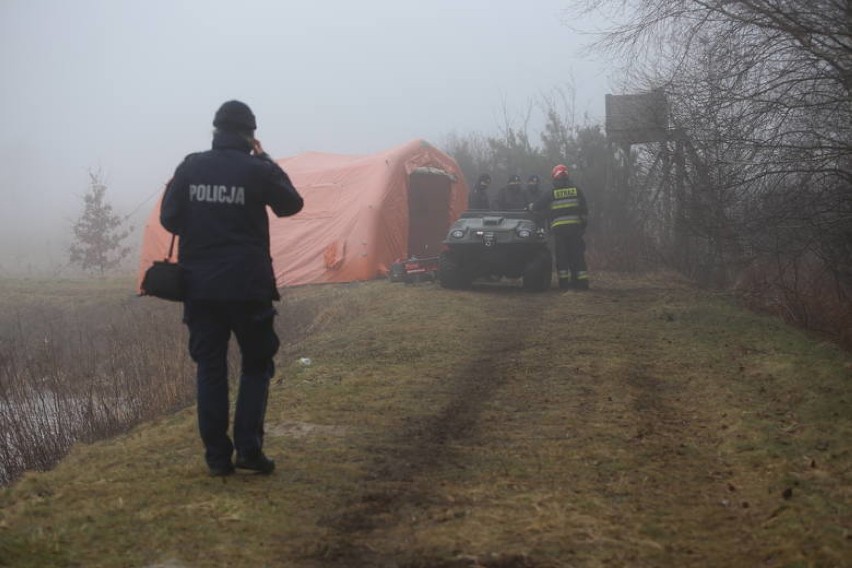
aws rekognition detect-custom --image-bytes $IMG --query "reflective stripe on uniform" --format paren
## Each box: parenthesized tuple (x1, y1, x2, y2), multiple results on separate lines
(575, 271, 589, 281)
(550, 186, 581, 228)
(557, 270, 572, 281)
(552, 216, 583, 228)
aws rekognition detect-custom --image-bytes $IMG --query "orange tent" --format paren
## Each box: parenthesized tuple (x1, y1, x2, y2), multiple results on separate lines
(137, 139, 469, 288)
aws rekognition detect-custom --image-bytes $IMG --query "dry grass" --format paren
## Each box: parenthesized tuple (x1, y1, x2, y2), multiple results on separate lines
(735, 254, 852, 349)
(0, 276, 193, 484)
(1, 273, 850, 567)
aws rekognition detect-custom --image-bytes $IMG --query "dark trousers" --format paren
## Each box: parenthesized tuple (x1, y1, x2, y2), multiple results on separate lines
(183, 300, 279, 468)
(553, 225, 589, 288)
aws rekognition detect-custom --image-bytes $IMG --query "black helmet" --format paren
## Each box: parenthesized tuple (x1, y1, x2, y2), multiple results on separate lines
(476, 173, 491, 188)
(527, 174, 540, 185)
(213, 100, 257, 132)
(508, 174, 522, 186)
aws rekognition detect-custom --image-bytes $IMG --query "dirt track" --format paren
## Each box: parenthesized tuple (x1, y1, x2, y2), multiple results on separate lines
(277, 276, 849, 567)
(313, 293, 551, 566)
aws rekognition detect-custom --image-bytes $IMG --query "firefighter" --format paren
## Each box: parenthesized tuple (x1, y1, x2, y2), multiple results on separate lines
(525, 174, 542, 201)
(495, 174, 529, 210)
(468, 173, 492, 210)
(530, 164, 590, 290)
(525, 174, 547, 228)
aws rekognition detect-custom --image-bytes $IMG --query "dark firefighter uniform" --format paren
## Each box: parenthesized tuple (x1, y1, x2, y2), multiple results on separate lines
(495, 174, 529, 211)
(532, 165, 590, 290)
(525, 174, 543, 201)
(160, 100, 303, 476)
(469, 173, 492, 210)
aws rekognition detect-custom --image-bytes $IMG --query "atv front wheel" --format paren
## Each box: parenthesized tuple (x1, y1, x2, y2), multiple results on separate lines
(522, 249, 552, 292)
(439, 251, 471, 289)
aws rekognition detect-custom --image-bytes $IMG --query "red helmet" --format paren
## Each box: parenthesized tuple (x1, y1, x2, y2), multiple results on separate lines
(551, 164, 569, 180)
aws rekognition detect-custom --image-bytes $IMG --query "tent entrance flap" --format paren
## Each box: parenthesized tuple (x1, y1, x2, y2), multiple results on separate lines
(408, 169, 452, 258)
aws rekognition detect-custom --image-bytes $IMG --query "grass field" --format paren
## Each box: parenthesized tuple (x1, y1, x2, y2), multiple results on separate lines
(0, 273, 849, 567)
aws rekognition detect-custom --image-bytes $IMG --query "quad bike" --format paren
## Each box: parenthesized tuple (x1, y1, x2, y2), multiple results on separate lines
(438, 210, 552, 292)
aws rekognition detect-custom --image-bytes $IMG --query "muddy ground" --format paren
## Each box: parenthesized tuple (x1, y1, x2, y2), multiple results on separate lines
(1, 273, 849, 567)
(273, 274, 850, 567)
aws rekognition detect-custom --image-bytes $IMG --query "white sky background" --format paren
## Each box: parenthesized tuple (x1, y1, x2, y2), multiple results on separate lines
(0, 0, 616, 272)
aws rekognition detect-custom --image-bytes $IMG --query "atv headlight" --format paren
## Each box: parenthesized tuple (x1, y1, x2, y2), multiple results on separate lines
(517, 229, 532, 239)
(450, 229, 465, 239)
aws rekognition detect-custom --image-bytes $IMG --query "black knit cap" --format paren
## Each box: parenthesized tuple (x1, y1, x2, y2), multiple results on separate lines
(213, 100, 257, 132)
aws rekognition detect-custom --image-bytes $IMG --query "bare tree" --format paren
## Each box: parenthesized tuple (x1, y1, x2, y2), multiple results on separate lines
(571, 0, 852, 339)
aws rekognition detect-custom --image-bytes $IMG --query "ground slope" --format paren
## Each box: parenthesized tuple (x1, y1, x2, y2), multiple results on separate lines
(1, 273, 849, 567)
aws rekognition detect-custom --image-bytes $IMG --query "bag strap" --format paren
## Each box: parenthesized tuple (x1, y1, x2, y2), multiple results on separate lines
(166, 234, 177, 261)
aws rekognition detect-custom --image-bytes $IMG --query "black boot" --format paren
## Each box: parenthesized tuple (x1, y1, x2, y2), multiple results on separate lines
(236, 451, 275, 474)
(208, 462, 235, 477)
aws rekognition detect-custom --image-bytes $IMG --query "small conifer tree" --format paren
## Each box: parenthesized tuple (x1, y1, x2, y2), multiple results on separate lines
(69, 172, 131, 274)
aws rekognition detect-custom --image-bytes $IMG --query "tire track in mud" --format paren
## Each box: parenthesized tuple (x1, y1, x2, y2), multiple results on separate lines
(525, 289, 773, 565)
(309, 292, 553, 567)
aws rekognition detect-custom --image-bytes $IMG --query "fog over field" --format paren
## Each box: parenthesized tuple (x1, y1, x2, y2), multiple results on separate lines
(0, 0, 614, 275)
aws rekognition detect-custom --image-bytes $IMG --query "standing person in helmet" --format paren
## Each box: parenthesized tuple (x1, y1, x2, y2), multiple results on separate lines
(469, 173, 492, 210)
(525, 174, 542, 201)
(160, 100, 304, 477)
(525, 174, 547, 228)
(495, 174, 529, 211)
(531, 164, 590, 290)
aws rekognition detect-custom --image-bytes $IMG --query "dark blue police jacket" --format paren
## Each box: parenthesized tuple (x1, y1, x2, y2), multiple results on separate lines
(160, 131, 303, 301)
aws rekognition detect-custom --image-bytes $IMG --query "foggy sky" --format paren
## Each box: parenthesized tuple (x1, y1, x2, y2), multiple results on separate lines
(0, 0, 615, 272)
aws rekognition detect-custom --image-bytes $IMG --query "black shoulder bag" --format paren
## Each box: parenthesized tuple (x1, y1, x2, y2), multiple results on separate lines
(140, 235, 185, 302)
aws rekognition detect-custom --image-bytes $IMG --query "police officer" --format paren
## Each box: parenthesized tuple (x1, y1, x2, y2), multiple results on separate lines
(469, 173, 492, 210)
(495, 174, 529, 210)
(160, 100, 303, 476)
(531, 164, 590, 290)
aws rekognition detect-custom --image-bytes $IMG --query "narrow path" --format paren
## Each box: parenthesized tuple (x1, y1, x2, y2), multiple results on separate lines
(310, 293, 553, 567)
